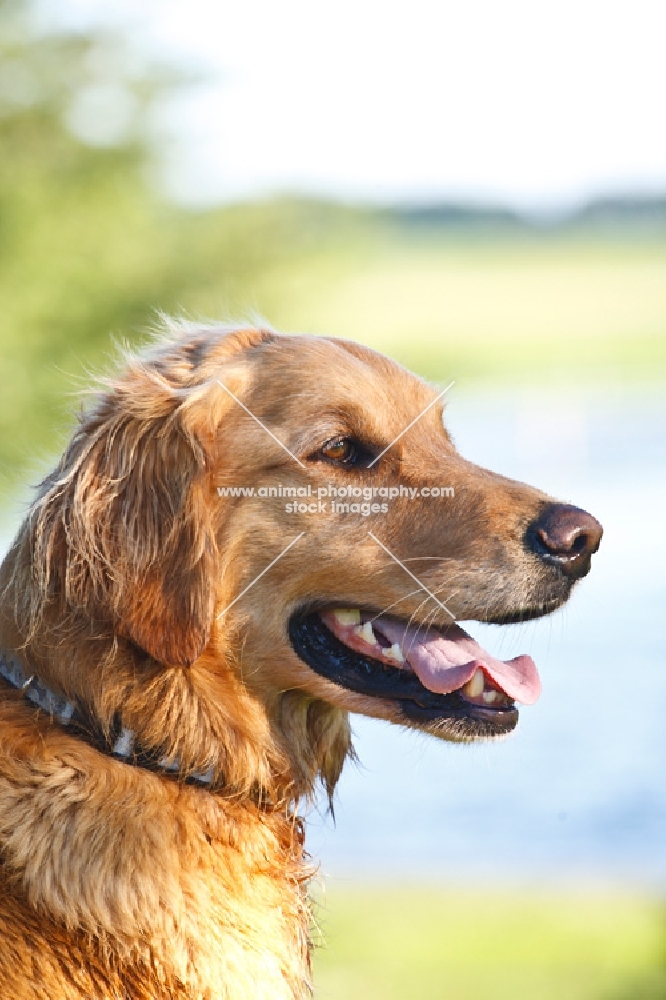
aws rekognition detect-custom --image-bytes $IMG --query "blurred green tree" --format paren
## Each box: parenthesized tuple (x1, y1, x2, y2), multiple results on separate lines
(0, 0, 187, 491)
(0, 0, 365, 494)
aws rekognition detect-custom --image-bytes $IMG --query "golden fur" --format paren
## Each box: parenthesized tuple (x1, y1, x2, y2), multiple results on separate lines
(0, 321, 583, 998)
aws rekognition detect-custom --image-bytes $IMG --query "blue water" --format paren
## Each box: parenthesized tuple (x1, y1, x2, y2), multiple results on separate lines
(307, 383, 666, 887)
(1, 383, 664, 886)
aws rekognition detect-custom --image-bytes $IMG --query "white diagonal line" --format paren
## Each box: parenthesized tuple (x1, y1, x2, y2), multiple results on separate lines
(367, 532, 456, 620)
(216, 533, 305, 619)
(217, 380, 306, 468)
(367, 381, 455, 468)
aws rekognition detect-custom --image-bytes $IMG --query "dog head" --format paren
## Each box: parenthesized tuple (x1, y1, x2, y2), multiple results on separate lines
(3, 322, 602, 802)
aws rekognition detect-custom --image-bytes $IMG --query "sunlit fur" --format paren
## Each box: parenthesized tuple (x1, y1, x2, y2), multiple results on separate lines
(0, 320, 568, 998)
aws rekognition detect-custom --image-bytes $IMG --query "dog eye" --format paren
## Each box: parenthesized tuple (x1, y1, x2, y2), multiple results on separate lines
(321, 437, 360, 465)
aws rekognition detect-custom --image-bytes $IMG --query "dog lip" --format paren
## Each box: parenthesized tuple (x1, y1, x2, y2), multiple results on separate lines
(399, 696, 518, 731)
(482, 599, 564, 625)
(287, 611, 519, 735)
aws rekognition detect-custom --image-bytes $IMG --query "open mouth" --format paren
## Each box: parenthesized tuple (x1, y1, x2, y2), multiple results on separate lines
(288, 608, 541, 738)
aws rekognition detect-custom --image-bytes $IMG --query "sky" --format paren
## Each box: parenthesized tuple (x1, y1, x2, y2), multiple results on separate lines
(49, 0, 666, 212)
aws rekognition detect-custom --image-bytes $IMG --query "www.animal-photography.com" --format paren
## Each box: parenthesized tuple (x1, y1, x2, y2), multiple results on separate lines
(0, 2, 664, 998)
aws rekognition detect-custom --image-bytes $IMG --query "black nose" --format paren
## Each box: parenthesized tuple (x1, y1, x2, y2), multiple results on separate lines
(527, 503, 603, 579)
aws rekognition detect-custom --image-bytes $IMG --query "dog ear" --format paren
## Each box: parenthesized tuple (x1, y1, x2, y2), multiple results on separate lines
(107, 407, 217, 667)
(33, 363, 221, 667)
(28, 326, 278, 667)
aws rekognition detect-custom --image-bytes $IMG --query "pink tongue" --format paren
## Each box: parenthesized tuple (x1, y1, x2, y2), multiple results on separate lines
(373, 619, 541, 705)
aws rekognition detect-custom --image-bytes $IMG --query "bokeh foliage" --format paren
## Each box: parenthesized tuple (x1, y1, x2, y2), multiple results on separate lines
(0, 1, 355, 490)
(1, 0, 665, 495)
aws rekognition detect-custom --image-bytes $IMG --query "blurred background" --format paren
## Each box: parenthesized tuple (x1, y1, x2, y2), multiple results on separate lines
(0, 1, 664, 997)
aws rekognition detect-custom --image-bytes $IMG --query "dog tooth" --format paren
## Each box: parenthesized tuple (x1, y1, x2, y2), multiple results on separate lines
(332, 609, 362, 626)
(482, 689, 498, 704)
(355, 621, 378, 645)
(384, 643, 405, 664)
(463, 668, 485, 698)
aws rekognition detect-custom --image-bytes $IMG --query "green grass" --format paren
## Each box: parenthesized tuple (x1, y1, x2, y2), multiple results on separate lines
(312, 884, 666, 1000)
(1, 185, 664, 490)
(259, 235, 666, 383)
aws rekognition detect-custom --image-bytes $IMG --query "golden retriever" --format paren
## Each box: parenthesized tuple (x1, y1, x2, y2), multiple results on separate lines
(0, 322, 602, 998)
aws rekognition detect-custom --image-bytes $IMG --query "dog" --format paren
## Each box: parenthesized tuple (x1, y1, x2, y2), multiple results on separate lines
(0, 321, 602, 998)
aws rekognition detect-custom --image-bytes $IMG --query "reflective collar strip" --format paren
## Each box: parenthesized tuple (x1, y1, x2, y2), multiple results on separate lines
(0, 650, 215, 788)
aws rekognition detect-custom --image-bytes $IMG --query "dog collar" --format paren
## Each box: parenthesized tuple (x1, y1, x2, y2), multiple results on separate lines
(0, 650, 215, 788)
